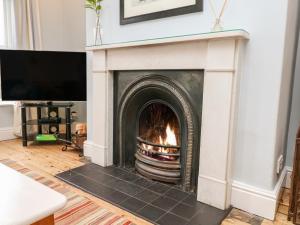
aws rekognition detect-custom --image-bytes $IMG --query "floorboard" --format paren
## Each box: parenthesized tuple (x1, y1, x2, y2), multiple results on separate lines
(0, 139, 293, 225)
(0, 139, 151, 225)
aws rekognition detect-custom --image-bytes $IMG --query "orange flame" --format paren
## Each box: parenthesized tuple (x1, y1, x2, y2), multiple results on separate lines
(158, 124, 177, 158)
(159, 124, 177, 146)
(141, 124, 177, 160)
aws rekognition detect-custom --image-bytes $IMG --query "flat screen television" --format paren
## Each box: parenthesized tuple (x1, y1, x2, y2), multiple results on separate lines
(0, 50, 86, 101)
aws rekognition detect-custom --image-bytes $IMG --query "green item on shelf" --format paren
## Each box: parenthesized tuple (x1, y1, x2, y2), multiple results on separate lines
(36, 134, 57, 142)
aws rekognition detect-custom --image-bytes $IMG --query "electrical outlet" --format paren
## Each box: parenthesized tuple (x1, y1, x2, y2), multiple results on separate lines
(277, 155, 284, 174)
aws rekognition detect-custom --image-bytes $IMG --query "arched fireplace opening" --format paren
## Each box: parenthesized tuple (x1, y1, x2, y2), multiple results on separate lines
(114, 70, 203, 192)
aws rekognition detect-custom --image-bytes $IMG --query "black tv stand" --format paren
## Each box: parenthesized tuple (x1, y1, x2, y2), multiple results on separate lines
(21, 102, 74, 146)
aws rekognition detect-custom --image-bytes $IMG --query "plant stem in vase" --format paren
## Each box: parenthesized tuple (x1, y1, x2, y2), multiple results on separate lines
(95, 16, 102, 45)
(86, 0, 103, 46)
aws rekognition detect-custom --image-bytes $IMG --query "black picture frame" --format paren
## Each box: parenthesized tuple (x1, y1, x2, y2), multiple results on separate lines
(120, 0, 203, 25)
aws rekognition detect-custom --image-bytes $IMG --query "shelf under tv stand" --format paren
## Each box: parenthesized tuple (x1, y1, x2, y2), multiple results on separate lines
(21, 102, 74, 147)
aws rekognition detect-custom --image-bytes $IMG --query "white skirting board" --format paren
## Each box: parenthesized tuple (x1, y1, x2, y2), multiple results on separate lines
(197, 174, 228, 210)
(83, 141, 110, 167)
(0, 127, 16, 141)
(231, 166, 288, 220)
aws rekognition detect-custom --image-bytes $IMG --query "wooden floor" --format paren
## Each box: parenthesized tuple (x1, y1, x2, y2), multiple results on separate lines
(0, 139, 152, 225)
(222, 188, 292, 225)
(0, 139, 292, 225)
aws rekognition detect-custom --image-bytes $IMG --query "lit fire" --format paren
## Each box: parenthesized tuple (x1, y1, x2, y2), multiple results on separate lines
(141, 124, 177, 160)
(159, 124, 177, 146)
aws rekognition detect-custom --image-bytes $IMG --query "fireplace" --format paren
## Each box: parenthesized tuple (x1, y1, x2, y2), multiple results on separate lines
(114, 70, 203, 192)
(86, 31, 248, 210)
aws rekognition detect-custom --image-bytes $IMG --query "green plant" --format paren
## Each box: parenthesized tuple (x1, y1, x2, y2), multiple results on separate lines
(85, 0, 103, 45)
(85, 0, 102, 17)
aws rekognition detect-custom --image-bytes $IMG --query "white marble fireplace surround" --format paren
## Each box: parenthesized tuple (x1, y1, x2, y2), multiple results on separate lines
(85, 30, 249, 212)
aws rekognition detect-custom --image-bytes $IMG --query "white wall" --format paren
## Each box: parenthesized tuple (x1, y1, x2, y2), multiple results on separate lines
(0, 73, 14, 131)
(86, 0, 299, 191)
(0, 105, 13, 127)
(39, 0, 86, 51)
(61, 0, 86, 52)
(39, 0, 64, 50)
(39, 0, 87, 123)
(0, 104, 14, 141)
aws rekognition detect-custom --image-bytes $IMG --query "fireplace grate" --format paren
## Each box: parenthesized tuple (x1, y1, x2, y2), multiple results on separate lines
(135, 136, 181, 183)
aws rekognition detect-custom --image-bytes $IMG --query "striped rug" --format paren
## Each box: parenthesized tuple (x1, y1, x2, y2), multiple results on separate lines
(0, 159, 135, 225)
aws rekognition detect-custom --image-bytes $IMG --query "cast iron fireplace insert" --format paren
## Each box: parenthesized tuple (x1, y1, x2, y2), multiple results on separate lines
(113, 70, 203, 192)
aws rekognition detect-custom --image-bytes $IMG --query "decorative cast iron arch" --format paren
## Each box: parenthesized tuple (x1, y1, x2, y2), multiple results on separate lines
(117, 75, 195, 191)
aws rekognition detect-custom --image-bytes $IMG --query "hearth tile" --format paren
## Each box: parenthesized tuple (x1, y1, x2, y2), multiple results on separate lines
(182, 194, 199, 207)
(94, 186, 115, 198)
(105, 177, 122, 187)
(170, 202, 203, 219)
(122, 166, 136, 173)
(59, 173, 129, 201)
(97, 173, 120, 185)
(156, 213, 188, 225)
(71, 163, 103, 174)
(71, 164, 134, 182)
(66, 174, 99, 190)
(137, 205, 166, 222)
(56, 170, 76, 181)
(76, 169, 119, 185)
(119, 197, 148, 212)
(63, 174, 115, 197)
(133, 177, 156, 188)
(165, 188, 189, 201)
(148, 183, 171, 194)
(110, 179, 144, 196)
(104, 190, 130, 204)
(98, 165, 126, 176)
(102, 167, 139, 182)
(151, 196, 178, 211)
(187, 204, 231, 225)
(172, 184, 183, 190)
(134, 189, 161, 203)
(116, 171, 140, 182)
(86, 181, 115, 196)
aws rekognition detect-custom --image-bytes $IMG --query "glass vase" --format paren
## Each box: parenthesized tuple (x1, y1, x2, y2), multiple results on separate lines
(212, 18, 223, 32)
(94, 16, 102, 46)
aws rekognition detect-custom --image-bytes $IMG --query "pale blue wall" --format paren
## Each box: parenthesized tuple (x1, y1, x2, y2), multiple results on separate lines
(86, 0, 297, 191)
(87, 0, 223, 45)
(286, 33, 300, 168)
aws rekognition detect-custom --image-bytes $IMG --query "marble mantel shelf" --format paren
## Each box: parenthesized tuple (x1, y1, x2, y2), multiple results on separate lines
(86, 29, 249, 51)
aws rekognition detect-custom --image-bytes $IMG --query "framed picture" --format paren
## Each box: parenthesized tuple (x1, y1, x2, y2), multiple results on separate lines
(120, 0, 203, 25)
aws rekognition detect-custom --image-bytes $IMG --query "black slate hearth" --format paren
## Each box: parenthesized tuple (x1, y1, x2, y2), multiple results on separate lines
(56, 163, 231, 225)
